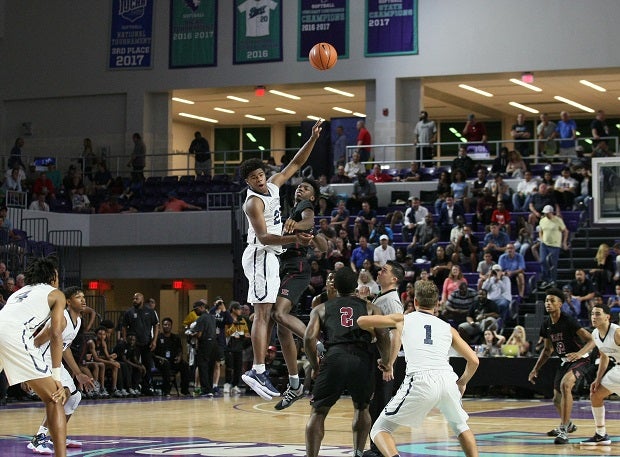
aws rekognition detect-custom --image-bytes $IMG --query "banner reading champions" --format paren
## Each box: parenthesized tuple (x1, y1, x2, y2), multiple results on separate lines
(365, 0, 418, 56)
(234, 0, 282, 64)
(109, 0, 154, 69)
(170, 0, 218, 68)
(298, 0, 348, 61)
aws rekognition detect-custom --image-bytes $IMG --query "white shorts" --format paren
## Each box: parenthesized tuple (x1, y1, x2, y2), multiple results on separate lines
(371, 369, 470, 438)
(601, 366, 620, 395)
(60, 364, 76, 392)
(0, 327, 50, 386)
(242, 245, 280, 304)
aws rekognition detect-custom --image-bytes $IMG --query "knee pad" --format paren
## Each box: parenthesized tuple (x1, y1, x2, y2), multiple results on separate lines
(64, 390, 82, 415)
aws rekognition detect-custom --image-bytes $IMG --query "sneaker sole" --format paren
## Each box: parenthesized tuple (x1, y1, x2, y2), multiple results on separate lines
(580, 440, 611, 446)
(241, 374, 274, 401)
(274, 391, 304, 410)
(241, 373, 281, 398)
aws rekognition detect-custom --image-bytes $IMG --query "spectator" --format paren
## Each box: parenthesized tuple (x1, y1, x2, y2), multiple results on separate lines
(330, 164, 351, 184)
(590, 243, 614, 294)
(154, 317, 191, 396)
(317, 174, 335, 216)
(572, 165, 592, 210)
(512, 170, 539, 212)
(483, 222, 510, 261)
(116, 333, 145, 396)
(344, 152, 365, 179)
(357, 268, 380, 298)
(413, 110, 436, 163)
(458, 288, 500, 344)
(539, 205, 569, 290)
(348, 173, 377, 212)
(470, 167, 488, 208)
(333, 125, 348, 166)
(506, 150, 527, 179)
(87, 327, 123, 397)
(71, 185, 94, 213)
(32, 172, 56, 199)
(510, 113, 532, 158)
(438, 195, 465, 242)
(189, 131, 211, 176)
(485, 174, 511, 208)
(433, 171, 452, 215)
(355, 120, 372, 162)
(329, 200, 350, 232)
(3, 167, 24, 193)
(541, 169, 555, 188)
(210, 298, 233, 396)
(373, 234, 395, 268)
(441, 265, 467, 306)
(590, 109, 609, 148)
(353, 201, 376, 242)
(429, 245, 451, 289)
(514, 225, 538, 261)
(350, 236, 373, 273)
(553, 111, 577, 157)
(528, 183, 560, 226)
(327, 236, 350, 270)
(443, 282, 477, 326)
(154, 192, 202, 212)
(505, 325, 531, 357)
(481, 265, 512, 321)
(490, 147, 509, 176)
(224, 302, 250, 395)
(570, 269, 596, 315)
(445, 215, 466, 262)
(498, 243, 526, 298)
(128, 132, 146, 181)
(28, 192, 50, 212)
(607, 284, 620, 311)
(62, 166, 85, 196)
(368, 221, 393, 247)
(561, 284, 581, 320)
(452, 144, 475, 178)
(401, 196, 428, 242)
(491, 200, 511, 236)
(553, 167, 577, 211)
(8, 137, 26, 170)
(462, 113, 487, 144)
(367, 164, 392, 183)
(401, 161, 422, 182)
(472, 187, 495, 232)
(450, 169, 470, 212)
(191, 300, 218, 397)
(407, 213, 439, 260)
(479, 329, 506, 357)
(451, 224, 479, 269)
(537, 113, 557, 157)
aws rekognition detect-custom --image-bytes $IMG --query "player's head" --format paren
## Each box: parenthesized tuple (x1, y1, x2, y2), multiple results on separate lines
(239, 158, 266, 181)
(333, 267, 358, 296)
(414, 280, 439, 311)
(295, 178, 319, 204)
(544, 288, 564, 312)
(591, 303, 611, 328)
(24, 256, 58, 287)
(64, 286, 83, 300)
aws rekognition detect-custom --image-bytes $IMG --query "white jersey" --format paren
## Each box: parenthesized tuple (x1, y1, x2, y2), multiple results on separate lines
(238, 0, 278, 37)
(402, 311, 453, 374)
(244, 182, 283, 254)
(40, 309, 82, 364)
(0, 284, 56, 333)
(593, 323, 620, 363)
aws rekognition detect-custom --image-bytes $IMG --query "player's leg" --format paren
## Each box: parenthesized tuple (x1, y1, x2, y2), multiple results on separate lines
(305, 405, 331, 457)
(274, 325, 304, 410)
(457, 430, 479, 457)
(28, 377, 67, 457)
(352, 403, 372, 457)
(273, 296, 306, 338)
(273, 259, 310, 339)
(582, 369, 618, 445)
(554, 368, 578, 444)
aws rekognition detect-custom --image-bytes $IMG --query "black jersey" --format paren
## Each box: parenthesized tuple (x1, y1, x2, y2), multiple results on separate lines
(539, 312, 584, 357)
(323, 296, 373, 350)
(281, 199, 314, 259)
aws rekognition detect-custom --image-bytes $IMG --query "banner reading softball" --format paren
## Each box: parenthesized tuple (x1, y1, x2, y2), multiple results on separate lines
(298, 0, 348, 61)
(170, 0, 218, 68)
(109, 0, 153, 69)
(234, 0, 282, 64)
(365, 0, 418, 56)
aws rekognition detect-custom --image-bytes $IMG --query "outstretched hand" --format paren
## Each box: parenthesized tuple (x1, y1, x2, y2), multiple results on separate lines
(311, 119, 324, 138)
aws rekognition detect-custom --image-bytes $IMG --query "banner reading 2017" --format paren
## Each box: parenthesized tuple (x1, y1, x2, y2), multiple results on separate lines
(109, 0, 153, 69)
(365, 0, 418, 56)
(170, 0, 218, 68)
(234, 0, 282, 64)
(298, 0, 348, 61)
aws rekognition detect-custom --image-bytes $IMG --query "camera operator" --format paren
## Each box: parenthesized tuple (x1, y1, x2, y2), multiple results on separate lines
(481, 265, 512, 322)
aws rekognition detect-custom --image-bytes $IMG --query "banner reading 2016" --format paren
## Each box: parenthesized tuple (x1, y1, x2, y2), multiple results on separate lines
(365, 0, 418, 56)
(109, 0, 153, 69)
(234, 0, 282, 64)
(298, 0, 348, 61)
(170, 0, 218, 68)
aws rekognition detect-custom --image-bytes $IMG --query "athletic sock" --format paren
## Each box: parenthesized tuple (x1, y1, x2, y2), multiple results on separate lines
(289, 375, 300, 390)
(254, 364, 266, 374)
(592, 405, 606, 435)
(37, 426, 49, 436)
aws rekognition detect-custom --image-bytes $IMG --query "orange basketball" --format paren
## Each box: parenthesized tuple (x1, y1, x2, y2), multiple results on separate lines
(309, 42, 338, 71)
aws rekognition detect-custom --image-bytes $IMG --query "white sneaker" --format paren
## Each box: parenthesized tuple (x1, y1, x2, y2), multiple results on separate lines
(66, 437, 82, 448)
(27, 434, 53, 454)
(231, 386, 242, 395)
(223, 383, 231, 394)
(119, 389, 129, 397)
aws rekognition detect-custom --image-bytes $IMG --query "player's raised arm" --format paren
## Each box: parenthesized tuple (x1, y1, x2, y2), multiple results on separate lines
(358, 312, 404, 330)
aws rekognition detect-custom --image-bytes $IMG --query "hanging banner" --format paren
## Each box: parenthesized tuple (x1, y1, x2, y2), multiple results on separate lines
(233, 0, 282, 64)
(170, 0, 218, 68)
(109, 0, 154, 69)
(365, 0, 418, 56)
(298, 0, 348, 61)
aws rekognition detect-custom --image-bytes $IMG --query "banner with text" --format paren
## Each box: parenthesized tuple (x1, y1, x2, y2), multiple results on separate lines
(109, 0, 153, 69)
(234, 0, 282, 64)
(298, 0, 348, 61)
(365, 0, 417, 56)
(170, 0, 218, 68)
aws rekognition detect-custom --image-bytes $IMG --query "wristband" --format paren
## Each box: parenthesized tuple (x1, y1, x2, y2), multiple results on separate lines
(51, 367, 62, 382)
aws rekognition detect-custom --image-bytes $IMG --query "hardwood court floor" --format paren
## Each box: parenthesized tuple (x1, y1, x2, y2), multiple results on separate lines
(1, 394, 619, 456)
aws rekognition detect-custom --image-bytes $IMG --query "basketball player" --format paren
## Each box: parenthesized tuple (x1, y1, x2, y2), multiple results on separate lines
(28, 286, 96, 454)
(528, 288, 594, 445)
(241, 119, 322, 400)
(580, 303, 619, 445)
(357, 280, 480, 457)
(304, 267, 390, 457)
(273, 177, 328, 410)
(0, 257, 69, 457)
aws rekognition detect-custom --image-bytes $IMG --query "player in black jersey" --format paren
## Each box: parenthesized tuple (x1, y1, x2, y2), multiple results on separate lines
(304, 267, 390, 457)
(273, 178, 328, 410)
(528, 287, 594, 445)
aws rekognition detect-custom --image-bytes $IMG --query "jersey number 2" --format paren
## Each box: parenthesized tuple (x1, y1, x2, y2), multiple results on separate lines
(340, 307, 354, 327)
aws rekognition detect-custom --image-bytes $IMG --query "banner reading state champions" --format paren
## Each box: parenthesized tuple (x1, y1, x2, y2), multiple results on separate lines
(170, 0, 218, 68)
(109, 0, 154, 69)
(234, 0, 282, 64)
(365, 0, 418, 56)
(298, 0, 348, 61)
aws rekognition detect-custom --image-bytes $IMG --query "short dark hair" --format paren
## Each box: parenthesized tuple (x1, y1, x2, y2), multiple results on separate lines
(302, 178, 320, 201)
(100, 320, 115, 330)
(162, 317, 173, 325)
(64, 286, 83, 299)
(546, 288, 564, 302)
(239, 158, 266, 180)
(24, 256, 58, 286)
(592, 303, 611, 315)
(385, 260, 404, 285)
(334, 267, 358, 295)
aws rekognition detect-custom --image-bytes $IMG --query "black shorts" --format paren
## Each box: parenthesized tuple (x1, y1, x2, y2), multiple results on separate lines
(311, 345, 374, 410)
(554, 357, 591, 392)
(278, 257, 311, 305)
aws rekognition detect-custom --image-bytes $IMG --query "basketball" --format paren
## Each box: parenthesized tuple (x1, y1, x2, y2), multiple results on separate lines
(309, 42, 338, 71)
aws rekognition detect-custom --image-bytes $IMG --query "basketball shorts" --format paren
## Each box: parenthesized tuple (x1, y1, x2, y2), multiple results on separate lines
(554, 357, 590, 392)
(0, 327, 51, 385)
(602, 365, 620, 395)
(277, 257, 311, 306)
(243, 245, 280, 304)
(371, 369, 470, 438)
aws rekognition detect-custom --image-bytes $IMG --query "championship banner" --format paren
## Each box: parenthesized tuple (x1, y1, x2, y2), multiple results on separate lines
(170, 0, 218, 68)
(109, 0, 154, 69)
(365, 0, 418, 56)
(233, 0, 282, 64)
(298, 0, 348, 61)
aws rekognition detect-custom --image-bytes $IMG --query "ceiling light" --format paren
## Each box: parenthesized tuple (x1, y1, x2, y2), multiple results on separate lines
(275, 107, 296, 114)
(324, 86, 354, 97)
(353, 112, 366, 117)
(509, 78, 542, 92)
(332, 107, 352, 113)
(307, 115, 322, 121)
(579, 79, 607, 92)
(458, 84, 493, 97)
(172, 97, 195, 104)
(553, 95, 595, 113)
(246, 132, 257, 142)
(227, 95, 249, 103)
(521, 72, 534, 84)
(508, 101, 539, 114)
(214, 107, 235, 113)
(179, 113, 218, 123)
(269, 89, 301, 100)
(245, 114, 265, 121)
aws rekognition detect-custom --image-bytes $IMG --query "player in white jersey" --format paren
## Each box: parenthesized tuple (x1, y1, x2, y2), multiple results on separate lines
(358, 280, 480, 457)
(0, 257, 69, 457)
(240, 119, 322, 400)
(580, 303, 619, 446)
(27, 286, 95, 454)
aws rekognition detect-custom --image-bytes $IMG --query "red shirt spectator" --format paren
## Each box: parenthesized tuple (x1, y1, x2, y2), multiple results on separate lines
(367, 164, 392, 183)
(32, 172, 56, 197)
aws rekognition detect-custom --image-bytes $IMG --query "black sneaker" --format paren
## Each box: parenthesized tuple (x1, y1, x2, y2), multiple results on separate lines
(548, 422, 576, 436)
(274, 384, 304, 410)
(554, 429, 569, 445)
(580, 433, 611, 445)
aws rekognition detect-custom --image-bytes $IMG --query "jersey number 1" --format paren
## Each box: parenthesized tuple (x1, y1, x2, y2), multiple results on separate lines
(424, 324, 433, 345)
